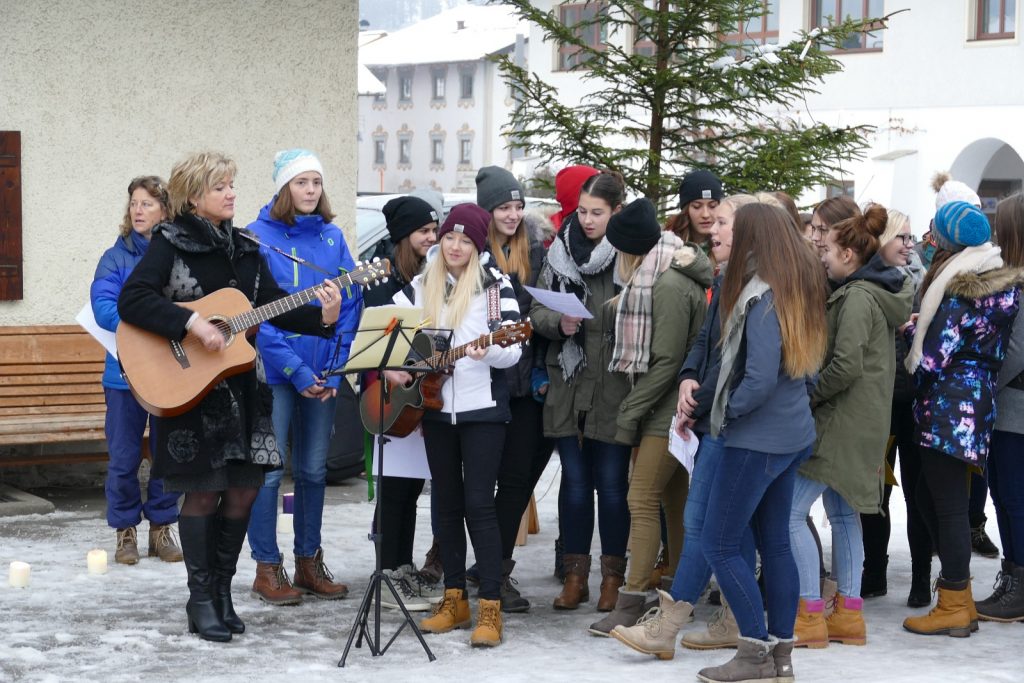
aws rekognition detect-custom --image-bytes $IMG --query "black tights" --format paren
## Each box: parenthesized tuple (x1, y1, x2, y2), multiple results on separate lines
(180, 488, 259, 520)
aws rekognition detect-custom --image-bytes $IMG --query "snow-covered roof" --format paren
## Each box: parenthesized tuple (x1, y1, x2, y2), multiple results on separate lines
(360, 4, 528, 67)
(358, 63, 386, 96)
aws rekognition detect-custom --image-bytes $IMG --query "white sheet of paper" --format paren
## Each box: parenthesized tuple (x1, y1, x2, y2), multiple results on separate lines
(370, 428, 431, 480)
(524, 286, 594, 320)
(76, 302, 118, 358)
(668, 417, 700, 474)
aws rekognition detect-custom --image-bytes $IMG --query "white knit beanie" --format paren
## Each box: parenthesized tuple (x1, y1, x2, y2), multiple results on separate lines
(932, 171, 980, 209)
(273, 148, 324, 192)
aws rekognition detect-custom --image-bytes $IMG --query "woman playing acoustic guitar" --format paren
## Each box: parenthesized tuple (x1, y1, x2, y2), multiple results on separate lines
(384, 203, 522, 648)
(118, 151, 343, 644)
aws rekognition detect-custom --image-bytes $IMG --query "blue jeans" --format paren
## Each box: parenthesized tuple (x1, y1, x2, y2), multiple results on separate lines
(702, 445, 810, 640)
(557, 436, 631, 556)
(248, 384, 337, 562)
(989, 430, 1024, 565)
(670, 434, 756, 603)
(789, 475, 863, 599)
(103, 388, 179, 529)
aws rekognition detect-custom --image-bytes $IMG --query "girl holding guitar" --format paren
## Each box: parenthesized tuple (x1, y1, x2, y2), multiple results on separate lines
(118, 151, 342, 643)
(383, 203, 522, 647)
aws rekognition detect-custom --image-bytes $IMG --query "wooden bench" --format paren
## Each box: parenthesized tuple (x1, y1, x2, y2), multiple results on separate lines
(0, 324, 112, 465)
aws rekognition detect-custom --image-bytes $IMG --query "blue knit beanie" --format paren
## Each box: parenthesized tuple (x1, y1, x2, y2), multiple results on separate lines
(933, 200, 990, 252)
(273, 148, 324, 191)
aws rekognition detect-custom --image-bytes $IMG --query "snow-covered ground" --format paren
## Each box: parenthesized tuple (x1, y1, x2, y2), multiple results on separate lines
(1, 460, 1020, 683)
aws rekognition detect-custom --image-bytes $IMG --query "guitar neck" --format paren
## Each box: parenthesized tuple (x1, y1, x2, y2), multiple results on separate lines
(228, 273, 355, 333)
(415, 332, 493, 370)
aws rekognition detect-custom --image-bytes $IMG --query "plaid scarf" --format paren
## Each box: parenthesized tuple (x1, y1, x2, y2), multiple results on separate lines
(609, 232, 686, 380)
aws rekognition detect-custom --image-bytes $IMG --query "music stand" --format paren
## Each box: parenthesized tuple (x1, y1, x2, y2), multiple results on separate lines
(326, 305, 444, 667)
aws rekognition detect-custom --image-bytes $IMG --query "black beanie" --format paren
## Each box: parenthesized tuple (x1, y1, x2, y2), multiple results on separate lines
(606, 198, 662, 255)
(382, 196, 439, 243)
(678, 169, 724, 209)
(475, 165, 524, 212)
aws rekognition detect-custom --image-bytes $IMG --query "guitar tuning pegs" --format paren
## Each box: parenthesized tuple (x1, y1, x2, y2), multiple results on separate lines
(382, 277, 389, 283)
(373, 257, 380, 263)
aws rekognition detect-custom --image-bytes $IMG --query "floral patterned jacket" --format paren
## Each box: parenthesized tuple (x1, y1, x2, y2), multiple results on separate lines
(904, 266, 1023, 466)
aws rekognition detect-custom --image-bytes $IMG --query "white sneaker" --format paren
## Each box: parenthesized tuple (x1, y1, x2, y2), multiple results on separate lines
(381, 568, 431, 611)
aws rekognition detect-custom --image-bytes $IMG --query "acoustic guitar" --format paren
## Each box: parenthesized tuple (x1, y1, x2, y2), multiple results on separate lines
(117, 259, 391, 417)
(359, 320, 533, 437)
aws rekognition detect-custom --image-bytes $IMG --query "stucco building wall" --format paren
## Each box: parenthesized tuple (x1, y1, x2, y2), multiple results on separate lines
(0, 0, 358, 325)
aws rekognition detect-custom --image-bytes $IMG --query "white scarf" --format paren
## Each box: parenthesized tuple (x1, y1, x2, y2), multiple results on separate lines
(906, 243, 1004, 373)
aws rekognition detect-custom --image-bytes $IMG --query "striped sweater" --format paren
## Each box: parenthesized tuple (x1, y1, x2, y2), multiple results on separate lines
(392, 250, 521, 423)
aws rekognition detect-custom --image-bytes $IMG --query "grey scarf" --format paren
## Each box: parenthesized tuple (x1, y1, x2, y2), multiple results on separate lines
(710, 274, 771, 437)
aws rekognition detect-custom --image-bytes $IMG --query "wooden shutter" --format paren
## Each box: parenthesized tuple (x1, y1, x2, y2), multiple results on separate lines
(0, 131, 23, 300)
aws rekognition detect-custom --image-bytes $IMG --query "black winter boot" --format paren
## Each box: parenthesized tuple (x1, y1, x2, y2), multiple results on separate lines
(977, 563, 1024, 623)
(212, 516, 249, 634)
(907, 562, 932, 608)
(976, 558, 1011, 609)
(500, 559, 530, 613)
(179, 515, 231, 643)
(971, 525, 1000, 558)
(861, 555, 889, 598)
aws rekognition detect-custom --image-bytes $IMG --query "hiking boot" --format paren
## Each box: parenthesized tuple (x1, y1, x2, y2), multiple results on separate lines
(697, 635, 777, 683)
(553, 554, 590, 610)
(589, 589, 647, 636)
(977, 563, 1024, 623)
(252, 561, 303, 606)
(381, 566, 430, 612)
(419, 538, 443, 584)
(793, 597, 827, 649)
(610, 589, 693, 660)
(597, 555, 626, 612)
(115, 527, 140, 565)
(148, 523, 183, 562)
(420, 588, 471, 633)
(294, 548, 348, 599)
(972, 525, 1000, 558)
(681, 600, 739, 650)
(825, 594, 866, 645)
(470, 598, 503, 647)
(903, 576, 972, 637)
(976, 559, 1012, 609)
(500, 559, 530, 613)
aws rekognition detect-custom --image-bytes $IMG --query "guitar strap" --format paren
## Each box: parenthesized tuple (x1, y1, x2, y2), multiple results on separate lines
(237, 228, 352, 300)
(486, 283, 501, 332)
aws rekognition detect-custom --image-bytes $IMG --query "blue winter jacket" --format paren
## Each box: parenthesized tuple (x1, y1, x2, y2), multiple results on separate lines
(90, 231, 150, 390)
(249, 200, 362, 392)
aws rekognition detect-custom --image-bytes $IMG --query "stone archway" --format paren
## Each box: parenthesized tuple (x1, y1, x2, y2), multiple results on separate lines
(950, 138, 1024, 214)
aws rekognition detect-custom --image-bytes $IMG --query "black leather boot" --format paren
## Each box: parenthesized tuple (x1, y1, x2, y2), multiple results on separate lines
(179, 515, 231, 643)
(212, 516, 249, 634)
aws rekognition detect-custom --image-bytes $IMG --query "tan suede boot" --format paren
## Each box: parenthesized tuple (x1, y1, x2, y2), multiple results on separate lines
(553, 554, 591, 610)
(115, 527, 140, 565)
(293, 548, 348, 599)
(825, 594, 866, 645)
(793, 598, 828, 649)
(903, 577, 972, 637)
(148, 523, 183, 562)
(597, 555, 627, 612)
(251, 561, 303, 606)
(610, 589, 694, 660)
(470, 598, 503, 647)
(681, 599, 739, 650)
(421, 588, 471, 633)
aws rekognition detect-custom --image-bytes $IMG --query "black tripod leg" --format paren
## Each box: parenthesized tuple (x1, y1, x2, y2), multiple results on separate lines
(338, 574, 381, 666)
(377, 574, 436, 660)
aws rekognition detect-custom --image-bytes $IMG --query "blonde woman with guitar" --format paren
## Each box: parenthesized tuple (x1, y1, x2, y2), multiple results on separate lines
(118, 151, 343, 644)
(383, 203, 522, 648)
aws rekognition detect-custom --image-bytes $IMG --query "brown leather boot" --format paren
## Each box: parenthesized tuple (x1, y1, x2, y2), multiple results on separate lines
(903, 576, 972, 637)
(294, 548, 349, 599)
(251, 561, 303, 606)
(148, 523, 183, 562)
(598, 555, 627, 612)
(115, 527, 140, 565)
(420, 538, 443, 584)
(553, 554, 591, 610)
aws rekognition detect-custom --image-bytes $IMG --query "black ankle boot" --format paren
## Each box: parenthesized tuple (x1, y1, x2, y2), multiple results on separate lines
(861, 555, 889, 598)
(977, 562, 1024, 622)
(179, 515, 231, 643)
(212, 516, 249, 634)
(500, 558, 530, 613)
(907, 571, 932, 608)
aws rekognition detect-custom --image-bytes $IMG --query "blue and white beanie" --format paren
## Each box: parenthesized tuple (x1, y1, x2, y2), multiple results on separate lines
(273, 148, 324, 191)
(933, 200, 990, 253)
